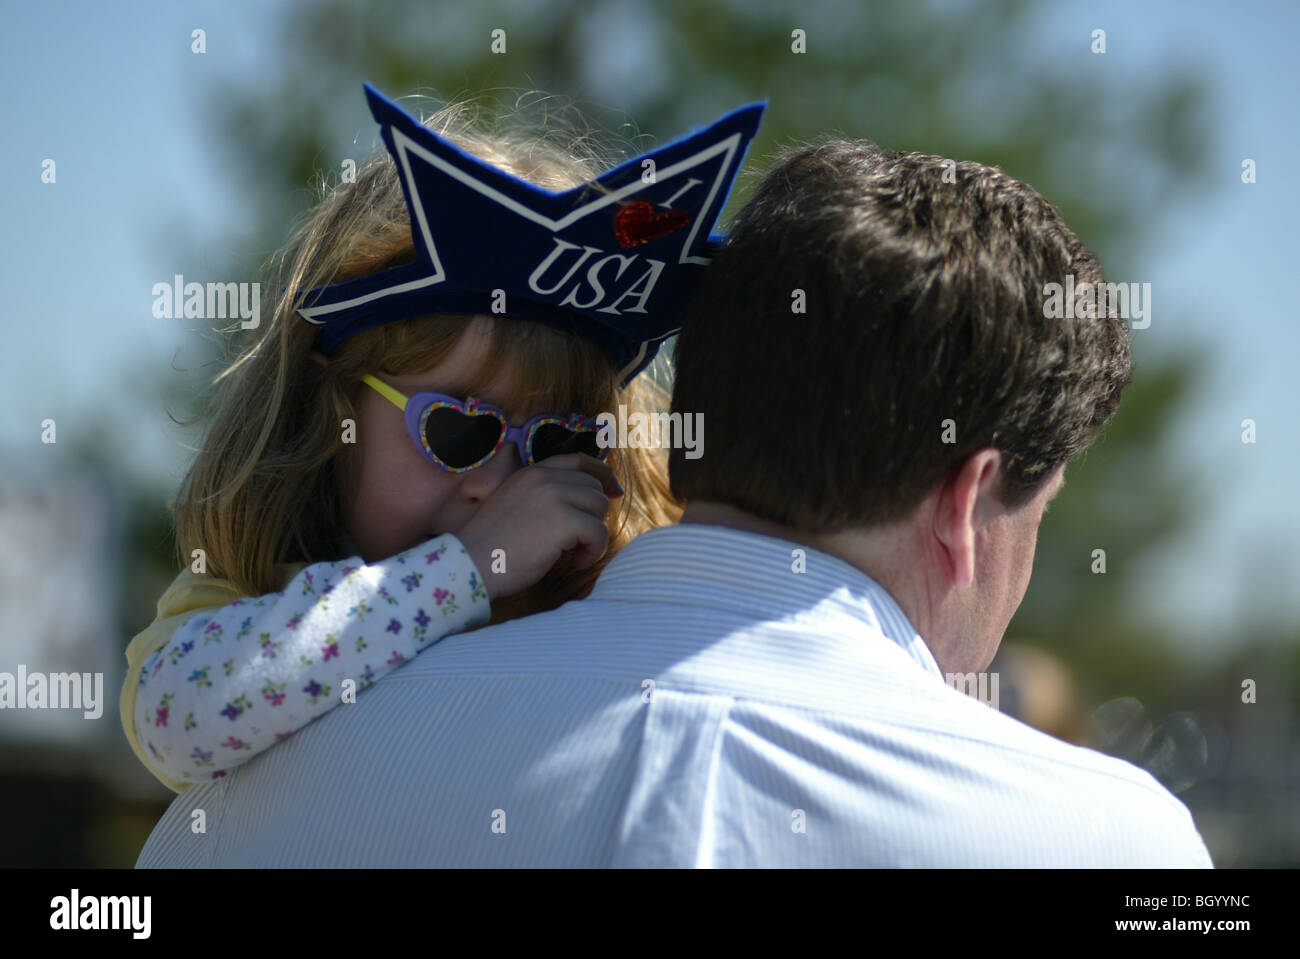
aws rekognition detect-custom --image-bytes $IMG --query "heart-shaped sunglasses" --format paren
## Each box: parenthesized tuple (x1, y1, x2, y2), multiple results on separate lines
(361, 374, 608, 473)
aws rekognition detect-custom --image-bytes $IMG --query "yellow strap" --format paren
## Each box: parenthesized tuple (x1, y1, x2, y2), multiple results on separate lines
(361, 373, 408, 411)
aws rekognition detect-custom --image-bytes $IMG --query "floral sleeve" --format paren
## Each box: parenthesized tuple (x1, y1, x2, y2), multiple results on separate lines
(132, 534, 490, 787)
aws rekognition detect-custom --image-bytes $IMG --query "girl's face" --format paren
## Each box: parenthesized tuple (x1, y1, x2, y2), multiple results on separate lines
(342, 317, 530, 563)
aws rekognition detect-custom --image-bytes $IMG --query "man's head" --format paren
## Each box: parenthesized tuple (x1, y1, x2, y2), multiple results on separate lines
(670, 140, 1130, 672)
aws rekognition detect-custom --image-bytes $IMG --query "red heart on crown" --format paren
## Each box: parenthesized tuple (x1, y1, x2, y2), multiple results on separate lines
(613, 201, 692, 249)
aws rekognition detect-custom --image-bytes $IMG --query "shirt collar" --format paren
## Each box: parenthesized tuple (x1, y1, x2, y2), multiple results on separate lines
(591, 523, 943, 680)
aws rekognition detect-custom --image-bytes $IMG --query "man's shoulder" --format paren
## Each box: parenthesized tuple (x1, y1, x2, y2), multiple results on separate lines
(394, 600, 1194, 828)
(919, 678, 1190, 804)
(390, 591, 646, 680)
(879, 680, 1210, 861)
(279, 594, 1209, 866)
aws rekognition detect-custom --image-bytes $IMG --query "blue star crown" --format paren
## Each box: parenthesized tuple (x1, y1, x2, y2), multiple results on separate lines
(297, 84, 765, 385)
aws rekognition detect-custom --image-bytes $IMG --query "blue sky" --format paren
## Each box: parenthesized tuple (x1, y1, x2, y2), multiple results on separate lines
(1, 0, 1297, 657)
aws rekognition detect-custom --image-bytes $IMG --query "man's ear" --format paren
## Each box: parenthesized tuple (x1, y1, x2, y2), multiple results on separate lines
(309, 350, 330, 369)
(932, 448, 1003, 589)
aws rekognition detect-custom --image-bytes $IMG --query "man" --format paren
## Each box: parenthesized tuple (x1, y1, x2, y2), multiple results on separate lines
(137, 139, 1211, 867)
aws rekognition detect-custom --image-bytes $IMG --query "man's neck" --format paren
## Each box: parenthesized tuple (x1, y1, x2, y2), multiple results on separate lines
(679, 500, 818, 547)
(679, 500, 935, 644)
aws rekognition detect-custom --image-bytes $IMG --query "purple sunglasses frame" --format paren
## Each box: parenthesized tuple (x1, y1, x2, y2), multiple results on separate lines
(361, 373, 607, 473)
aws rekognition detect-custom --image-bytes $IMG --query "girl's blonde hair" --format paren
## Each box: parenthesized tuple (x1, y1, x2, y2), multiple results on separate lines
(173, 96, 683, 621)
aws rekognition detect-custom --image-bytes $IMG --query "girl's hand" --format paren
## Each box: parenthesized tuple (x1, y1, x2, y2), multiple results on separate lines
(455, 454, 621, 600)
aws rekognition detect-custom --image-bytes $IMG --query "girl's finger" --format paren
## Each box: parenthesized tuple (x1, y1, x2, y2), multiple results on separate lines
(558, 484, 613, 520)
(563, 512, 611, 570)
(534, 453, 623, 498)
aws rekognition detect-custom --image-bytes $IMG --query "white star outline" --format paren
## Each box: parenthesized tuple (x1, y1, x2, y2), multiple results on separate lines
(298, 122, 750, 328)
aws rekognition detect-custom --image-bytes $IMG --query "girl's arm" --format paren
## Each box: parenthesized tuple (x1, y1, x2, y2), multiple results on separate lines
(130, 534, 489, 789)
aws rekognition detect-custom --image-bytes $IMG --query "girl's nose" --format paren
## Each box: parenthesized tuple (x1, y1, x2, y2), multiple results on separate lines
(457, 441, 523, 504)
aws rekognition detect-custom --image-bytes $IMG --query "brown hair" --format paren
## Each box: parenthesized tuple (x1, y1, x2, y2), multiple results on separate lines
(669, 139, 1131, 529)
(172, 98, 681, 618)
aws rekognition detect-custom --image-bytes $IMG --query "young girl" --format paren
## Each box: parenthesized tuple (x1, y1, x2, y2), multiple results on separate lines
(121, 85, 761, 792)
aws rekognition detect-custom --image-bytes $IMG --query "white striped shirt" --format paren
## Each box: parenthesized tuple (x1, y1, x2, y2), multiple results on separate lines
(136, 524, 1213, 867)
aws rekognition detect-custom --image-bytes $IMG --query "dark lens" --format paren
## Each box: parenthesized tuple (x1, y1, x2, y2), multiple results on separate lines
(531, 424, 603, 463)
(424, 408, 502, 468)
